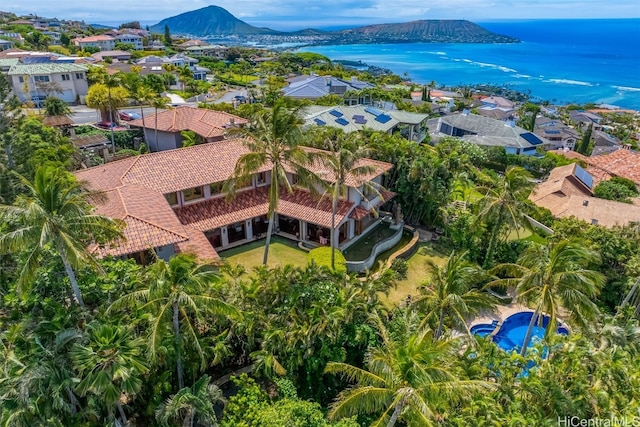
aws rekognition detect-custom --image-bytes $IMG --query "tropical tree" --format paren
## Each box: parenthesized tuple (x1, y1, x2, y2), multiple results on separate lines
(72, 323, 149, 426)
(109, 253, 237, 390)
(150, 95, 169, 151)
(225, 100, 311, 265)
(177, 65, 194, 92)
(0, 167, 123, 307)
(490, 240, 605, 356)
(155, 374, 223, 427)
(326, 311, 494, 426)
(317, 132, 384, 269)
(477, 165, 535, 268)
(103, 73, 123, 154)
(413, 250, 496, 340)
(43, 96, 71, 117)
(131, 85, 154, 143)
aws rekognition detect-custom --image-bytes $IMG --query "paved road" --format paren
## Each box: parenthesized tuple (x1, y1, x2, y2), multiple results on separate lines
(69, 106, 159, 125)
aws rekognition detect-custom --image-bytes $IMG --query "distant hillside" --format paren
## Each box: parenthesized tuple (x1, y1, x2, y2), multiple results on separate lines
(150, 5, 279, 36)
(335, 20, 518, 43)
(150, 6, 517, 44)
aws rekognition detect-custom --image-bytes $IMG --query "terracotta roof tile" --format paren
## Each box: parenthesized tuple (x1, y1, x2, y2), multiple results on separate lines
(75, 157, 138, 192)
(176, 227, 220, 261)
(585, 149, 640, 185)
(128, 106, 248, 139)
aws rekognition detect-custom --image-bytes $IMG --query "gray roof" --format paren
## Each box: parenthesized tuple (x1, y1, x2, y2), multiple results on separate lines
(283, 76, 374, 99)
(302, 105, 427, 133)
(7, 62, 87, 75)
(428, 113, 552, 149)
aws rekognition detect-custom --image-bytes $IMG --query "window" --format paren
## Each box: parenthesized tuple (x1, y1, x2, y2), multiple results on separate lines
(33, 75, 50, 82)
(61, 74, 70, 81)
(256, 172, 267, 185)
(18, 76, 23, 83)
(290, 174, 299, 186)
(209, 181, 223, 196)
(183, 186, 204, 202)
(165, 192, 178, 206)
(75, 73, 84, 80)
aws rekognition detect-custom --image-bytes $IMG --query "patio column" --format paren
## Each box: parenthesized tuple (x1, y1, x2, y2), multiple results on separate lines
(221, 226, 230, 247)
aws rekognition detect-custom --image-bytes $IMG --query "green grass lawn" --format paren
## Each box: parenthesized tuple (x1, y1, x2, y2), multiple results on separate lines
(219, 236, 308, 271)
(381, 242, 448, 309)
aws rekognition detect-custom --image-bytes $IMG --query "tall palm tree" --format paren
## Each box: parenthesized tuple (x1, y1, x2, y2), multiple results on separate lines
(490, 240, 605, 356)
(108, 253, 238, 390)
(225, 100, 310, 265)
(0, 167, 123, 307)
(132, 85, 154, 145)
(317, 132, 385, 269)
(155, 374, 223, 427)
(72, 323, 149, 426)
(477, 165, 535, 268)
(413, 250, 496, 340)
(326, 311, 493, 427)
(103, 73, 122, 155)
(150, 95, 169, 151)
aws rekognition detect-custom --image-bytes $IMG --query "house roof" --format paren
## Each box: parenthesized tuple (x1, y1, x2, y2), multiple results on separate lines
(74, 35, 115, 43)
(530, 164, 640, 228)
(75, 139, 393, 257)
(585, 149, 640, 185)
(128, 106, 248, 139)
(91, 50, 132, 61)
(70, 134, 110, 149)
(42, 115, 73, 127)
(480, 96, 515, 109)
(282, 76, 374, 99)
(427, 113, 552, 149)
(7, 62, 87, 75)
(302, 105, 427, 134)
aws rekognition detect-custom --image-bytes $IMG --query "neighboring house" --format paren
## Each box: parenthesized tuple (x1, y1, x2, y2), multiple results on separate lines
(74, 139, 393, 263)
(0, 39, 15, 51)
(165, 54, 198, 67)
(177, 39, 208, 49)
(480, 96, 515, 111)
(427, 112, 551, 155)
(584, 147, 640, 187)
(7, 62, 88, 103)
(73, 35, 116, 51)
(115, 33, 143, 50)
(42, 31, 62, 45)
(282, 75, 375, 104)
(128, 106, 249, 152)
(590, 130, 622, 156)
(529, 163, 640, 228)
(534, 116, 579, 150)
(569, 110, 603, 131)
(147, 40, 165, 50)
(91, 50, 132, 62)
(303, 105, 429, 143)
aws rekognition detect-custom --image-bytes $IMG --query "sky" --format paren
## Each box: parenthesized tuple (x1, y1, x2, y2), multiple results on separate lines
(3, 0, 639, 30)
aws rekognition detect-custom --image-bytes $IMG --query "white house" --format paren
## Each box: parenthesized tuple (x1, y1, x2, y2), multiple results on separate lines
(7, 62, 89, 103)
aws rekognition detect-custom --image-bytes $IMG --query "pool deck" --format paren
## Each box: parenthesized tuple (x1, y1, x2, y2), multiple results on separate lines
(469, 303, 534, 328)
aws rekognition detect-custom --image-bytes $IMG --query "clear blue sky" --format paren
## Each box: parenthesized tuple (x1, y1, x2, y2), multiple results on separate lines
(3, 0, 639, 30)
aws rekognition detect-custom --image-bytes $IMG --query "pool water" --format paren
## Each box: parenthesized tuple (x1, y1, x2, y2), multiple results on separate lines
(472, 311, 569, 353)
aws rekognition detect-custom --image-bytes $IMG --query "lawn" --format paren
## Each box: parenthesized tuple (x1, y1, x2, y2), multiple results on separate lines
(381, 242, 448, 309)
(218, 236, 309, 271)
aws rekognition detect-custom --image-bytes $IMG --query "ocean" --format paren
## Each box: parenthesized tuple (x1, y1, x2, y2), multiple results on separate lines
(298, 19, 640, 110)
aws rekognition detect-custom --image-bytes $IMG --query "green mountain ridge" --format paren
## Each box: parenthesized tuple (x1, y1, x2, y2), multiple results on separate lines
(150, 5, 518, 43)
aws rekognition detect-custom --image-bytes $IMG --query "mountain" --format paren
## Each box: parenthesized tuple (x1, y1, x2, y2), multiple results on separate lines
(149, 5, 279, 36)
(335, 20, 518, 43)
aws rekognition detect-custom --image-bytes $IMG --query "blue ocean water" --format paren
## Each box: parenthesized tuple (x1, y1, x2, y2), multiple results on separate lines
(299, 19, 640, 109)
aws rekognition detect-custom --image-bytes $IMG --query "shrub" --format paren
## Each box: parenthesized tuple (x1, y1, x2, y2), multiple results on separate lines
(307, 246, 347, 273)
(390, 258, 408, 279)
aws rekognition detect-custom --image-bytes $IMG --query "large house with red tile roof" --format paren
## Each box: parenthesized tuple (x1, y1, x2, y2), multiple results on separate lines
(128, 106, 249, 152)
(550, 148, 640, 188)
(75, 139, 393, 263)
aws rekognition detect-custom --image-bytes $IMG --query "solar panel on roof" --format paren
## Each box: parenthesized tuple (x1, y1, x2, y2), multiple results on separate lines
(545, 130, 561, 134)
(329, 109, 343, 117)
(354, 117, 367, 124)
(375, 114, 392, 124)
(520, 132, 543, 146)
(574, 164, 594, 189)
(364, 107, 382, 116)
(335, 118, 349, 126)
(314, 118, 326, 126)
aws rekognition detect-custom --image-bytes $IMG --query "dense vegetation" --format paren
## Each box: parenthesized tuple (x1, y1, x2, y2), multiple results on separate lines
(1, 47, 639, 426)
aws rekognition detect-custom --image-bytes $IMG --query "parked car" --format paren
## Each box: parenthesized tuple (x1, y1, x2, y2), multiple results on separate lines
(95, 121, 118, 129)
(118, 111, 142, 121)
(233, 95, 247, 103)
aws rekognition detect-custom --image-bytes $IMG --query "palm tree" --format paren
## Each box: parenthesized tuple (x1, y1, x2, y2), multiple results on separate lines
(150, 95, 169, 151)
(155, 374, 223, 427)
(72, 323, 149, 426)
(0, 167, 123, 307)
(490, 240, 605, 356)
(317, 132, 385, 269)
(326, 311, 493, 427)
(177, 65, 194, 92)
(225, 100, 310, 265)
(108, 253, 238, 390)
(413, 250, 496, 340)
(103, 73, 122, 155)
(132, 85, 154, 144)
(477, 165, 535, 268)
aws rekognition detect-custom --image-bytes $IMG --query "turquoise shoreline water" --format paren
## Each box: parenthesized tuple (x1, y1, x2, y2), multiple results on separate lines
(298, 19, 640, 110)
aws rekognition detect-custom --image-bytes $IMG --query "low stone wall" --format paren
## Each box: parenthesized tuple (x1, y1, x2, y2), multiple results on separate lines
(346, 223, 404, 273)
(382, 225, 420, 271)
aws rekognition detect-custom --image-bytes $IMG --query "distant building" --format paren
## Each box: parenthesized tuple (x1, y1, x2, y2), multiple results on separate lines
(91, 50, 132, 62)
(7, 62, 88, 103)
(73, 35, 116, 51)
(282, 75, 375, 104)
(534, 117, 579, 150)
(115, 33, 143, 50)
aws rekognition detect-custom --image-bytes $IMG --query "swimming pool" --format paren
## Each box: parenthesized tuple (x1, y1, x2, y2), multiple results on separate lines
(471, 311, 569, 352)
